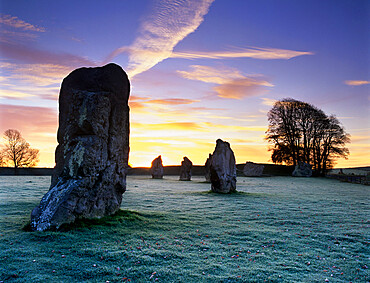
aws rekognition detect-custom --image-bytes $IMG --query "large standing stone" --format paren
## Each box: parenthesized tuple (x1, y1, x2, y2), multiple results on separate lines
(292, 161, 312, 177)
(204, 154, 212, 182)
(243, 162, 264, 177)
(210, 139, 237, 193)
(179, 156, 192, 181)
(151, 156, 164, 179)
(30, 63, 130, 231)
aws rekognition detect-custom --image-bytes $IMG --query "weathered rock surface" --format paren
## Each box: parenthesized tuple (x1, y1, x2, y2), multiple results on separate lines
(292, 162, 312, 177)
(31, 63, 130, 231)
(204, 154, 212, 182)
(243, 162, 264, 177)
(179, 157, 192, 181)
(210, 139, 237, 193)
(151, 156, 164, 179)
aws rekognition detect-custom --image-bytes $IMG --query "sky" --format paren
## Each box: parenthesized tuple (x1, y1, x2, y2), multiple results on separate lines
(0, 0, 369, 168)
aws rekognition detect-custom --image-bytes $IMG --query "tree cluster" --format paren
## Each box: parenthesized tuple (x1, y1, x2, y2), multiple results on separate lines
(1, 129, 39, 168)
(266, 98, 350, 176)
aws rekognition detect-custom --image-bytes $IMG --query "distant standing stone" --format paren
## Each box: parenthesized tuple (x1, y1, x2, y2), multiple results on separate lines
(292, 161, 312, 177)
(204, 153, 212, 182)
(365, 172, 370, 185)
(210, 139, 237, 193)
(179, 156, 192, 181)
(31, 63, 130, 231)
(151, 155, 164, 179)
(243, 162, 264, 177)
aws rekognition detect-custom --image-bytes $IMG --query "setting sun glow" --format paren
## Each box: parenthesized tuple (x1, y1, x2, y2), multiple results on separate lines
(0, 1, 369, 169)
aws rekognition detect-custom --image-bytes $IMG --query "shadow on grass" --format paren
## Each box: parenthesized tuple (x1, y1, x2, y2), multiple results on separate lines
(23, 209, 159, 232)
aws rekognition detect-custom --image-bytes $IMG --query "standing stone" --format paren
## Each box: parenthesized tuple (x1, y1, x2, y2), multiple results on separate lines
(292, 161, 312, 177)
(30, 63, 130, 231)
(179, 157, 192, 181)
(210, 139, 237, 193)
(243, 162, 264, 177)
(151, 155, 164, 179)
(364, 172, 370, 185)
(204, 154, 212, 182)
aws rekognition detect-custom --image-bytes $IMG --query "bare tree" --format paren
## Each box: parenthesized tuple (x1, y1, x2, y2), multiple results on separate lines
(266, 99, 350, 176)
(2, 129, 39, 168)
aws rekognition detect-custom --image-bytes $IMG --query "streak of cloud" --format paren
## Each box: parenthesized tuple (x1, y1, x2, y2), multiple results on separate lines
(0, 45, 96, 101)
(177, 65, 273, 99)
(129, 101, 147, 110)
(178, 65, 244, 84)
(188, 106, 225, 111)
(0, 42, 95, 67)
(261, 97, 277, 106)
(133, 122, 204, 131)
(106, 0, 214, 78)
(149, 98, 200, 105)
(0, 104, 57, 137)
(1, 62, 72, 86)
(171, 46, 313, 60)
(0, 14, 45, 32)
(344, 80, 370, 86)
(0, 29, 39, 43)
(132, 121, 266, 133)
(0, 89, 35, 100)
(129, 96, 199, 110)
(214, 79, 271, 99)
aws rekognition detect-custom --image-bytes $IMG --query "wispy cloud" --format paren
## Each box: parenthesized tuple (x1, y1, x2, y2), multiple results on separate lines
(177, 65, 273, 99)
(0, 42, 95, 67)
(133, 121, 266, 134)
(106, 0, 214, 77)
(129, 96, 200, 114)
(171, 46, 313, 60)
(148, 98, 200, 105)
(0, 104, 57, 137)
(129, 96, 199, 110)
(344, 80, 370, 86)
(1, 62, 68, 100)
(213, 79, 271, 99)
(0, 43, 96, 100)
(133, 122, 204, 132)
(0, 14, 45, 43)
(1, 62, 72, 86)
(0, 14, 45, 32)
(178, 65, 245, 84)
(187, 106, 225, 111)
(0, 14, 95, 97)
(0, 29, 39, 43)
(0, 89, 35, 100)
(1, 86, 59, 101)
(205, 114, 257, 123)
(261, 97, 277, 106)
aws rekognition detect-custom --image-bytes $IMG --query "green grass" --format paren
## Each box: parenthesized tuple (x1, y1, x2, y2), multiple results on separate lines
(0, 175, 369, 282)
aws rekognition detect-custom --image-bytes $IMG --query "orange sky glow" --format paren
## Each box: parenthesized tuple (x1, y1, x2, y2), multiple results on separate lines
(0, 0, 369, 169)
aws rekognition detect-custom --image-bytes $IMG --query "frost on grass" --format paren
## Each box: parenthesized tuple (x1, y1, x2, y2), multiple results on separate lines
(1, 176, 368, 281)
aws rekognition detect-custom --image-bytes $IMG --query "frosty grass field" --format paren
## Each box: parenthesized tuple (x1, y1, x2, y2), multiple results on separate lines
(0, 175, 368, 282)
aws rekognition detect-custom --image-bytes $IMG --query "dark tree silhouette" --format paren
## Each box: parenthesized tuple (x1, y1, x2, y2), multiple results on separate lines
(0, 150, 4, 166)
(2, 129, 39, 168)
(265, 98, 350, 175)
